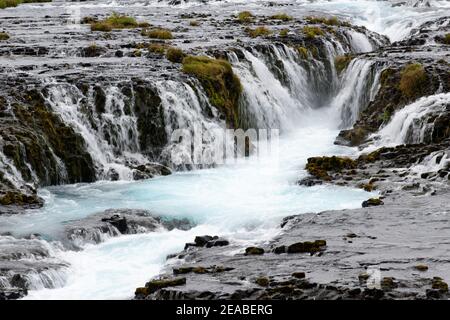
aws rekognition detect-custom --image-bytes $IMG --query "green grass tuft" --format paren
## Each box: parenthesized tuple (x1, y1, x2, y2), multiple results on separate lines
(334, 55, 353, 74)
(270, 13, 293, 21)
(237, 11, 254, 23)
(166, 47, 185, 63)
(0, 32, 9, 40)
(399, 63, 427, 98)
(302, 26, 325, 39)
(142, 28, 173, 40)
(90, 12, 139, 32)
(245, 26, 271, 38)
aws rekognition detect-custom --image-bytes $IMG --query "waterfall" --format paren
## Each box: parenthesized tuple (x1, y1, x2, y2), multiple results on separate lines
(332, 58, 383, 128)
(374, 93, 450, 146)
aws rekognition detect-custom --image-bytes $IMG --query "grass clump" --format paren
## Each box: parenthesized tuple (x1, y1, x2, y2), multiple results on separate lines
(90, 12, 139, 32)
(142, 28, 173, 39)
(0, 32, 9, 40)
(279, 29, 289, 37)
(302, 26, 325, 39)
(443, 33, 450, 45)
(270, 13, 293, 21)
(245, 26, 271, 38)
(0, 0, 51, 10)
(297, 46, 309, 59)
(399, 63, 427, 98)
(237, 11, 254, 23)
(182, 55, 242, 127)
(148, 43, 167, 54)
(166, 47, 185, 63)
(334, 55, 353, 74)
(306, 16, 345, 26)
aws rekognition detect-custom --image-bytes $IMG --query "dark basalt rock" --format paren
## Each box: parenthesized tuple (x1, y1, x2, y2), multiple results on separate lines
(286, 240, 327, 254)
(0, 289, 27, 300)
(362, 198, 384, 208)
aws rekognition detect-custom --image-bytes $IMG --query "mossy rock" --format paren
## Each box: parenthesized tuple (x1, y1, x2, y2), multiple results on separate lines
(90, 12, 139, 32)
(269, 13, 292, 21)
(302, 26, 325, 39)
(245, 247, 265, 255)
(334, 55, 353, 74)
(0, 32, 9, 41)
(399, 63, 428, 98)
(362, 198, 384, 208)
(287, 240, 327, 254)
(182, 55, 242, 128)
(432, 277, 448, 292)
(306, 156, 357, 180)
(145, 277, 186, 294)
(142, 28, 173, 39)
(165, 47, 185, 63)
(255, 277, 270, 287)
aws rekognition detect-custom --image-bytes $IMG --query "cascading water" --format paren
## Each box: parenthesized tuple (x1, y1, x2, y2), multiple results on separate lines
(1, 0, 448, 301)
(370, 93, 450, 146)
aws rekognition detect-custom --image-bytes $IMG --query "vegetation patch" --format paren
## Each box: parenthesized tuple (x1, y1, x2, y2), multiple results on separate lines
(147, 43, 168, 54)
(306, 16, 346, 26)
(90, 12, 140, 32)
(237, 11, 254, 23)
(245, 26, 272, 38)
(334, 55, 353, 74)
(182, 55, 242, 127)
(279, 29, 289, 37)
(189, 20, 200, 27)
(166, 47, 185, 63)
(0, 32, 9, 40)
(399, 63, 427, 98)
(444, 33, 450, 44)
(269, 13, 293, 21)
(302, 26, 325, 39)
(142, 28, 173, 39)
(306, 156, 357, 181)
(0, 0, 51, 10)
(297, 46, 309, 59)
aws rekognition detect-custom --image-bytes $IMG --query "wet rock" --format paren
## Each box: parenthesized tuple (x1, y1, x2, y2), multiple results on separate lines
(273, 245, 286, 254)
(431, 277, 448, 292)
(286, 240, 327, 254)
(380, 277, 398, 290)
(245, 247, 265, 255)
(362, 198, 384, 208)
(414, 264, 429, 272)
(205, 238, 229, 248)
(0, 289, 27, 300)
(292, 272, 306, 279)
(255, 277, 270, 287)
(195, 235, 217, 246)
(145, 277, 186, 295)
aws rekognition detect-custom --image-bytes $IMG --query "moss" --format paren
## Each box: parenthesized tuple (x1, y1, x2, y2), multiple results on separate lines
(302, 26, 325, 39)
(334, 55, 353, 74)
(399, 63, 428, 98)
(189, 20, 200, 27)
(144, 277, 186, 295)
(414, 264, 428, 272)
(165, 47, 185, 63)
(306, 16, 344, 26)
(379, 109, 392, 123)
(279, 28, 289, 37)
(256, 277, 270, 287)
(297, 46, 309, 59)
(245, 247, 265, 255)
(90, 12, 138, 32)
(148, 43, 167, 54)
(359, 183, 375, 192)
(245, 26, 272, 38)
(138, 22, 150, 28)
(0, 190, 42, 206)
(444, 33, 450, 45)
(0, 32, 9, 40)
(432, 277, 448, 292)
(306, 156, 357, 180)
(0, 0, 51, 10)
(362, 198, 384, 207)
(269, 13, 292, 21)
(237, 11, 254, 23)
(182, 55, 242, 127)
(132, 49, 142, 57)
(142, 28, 173, 39)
